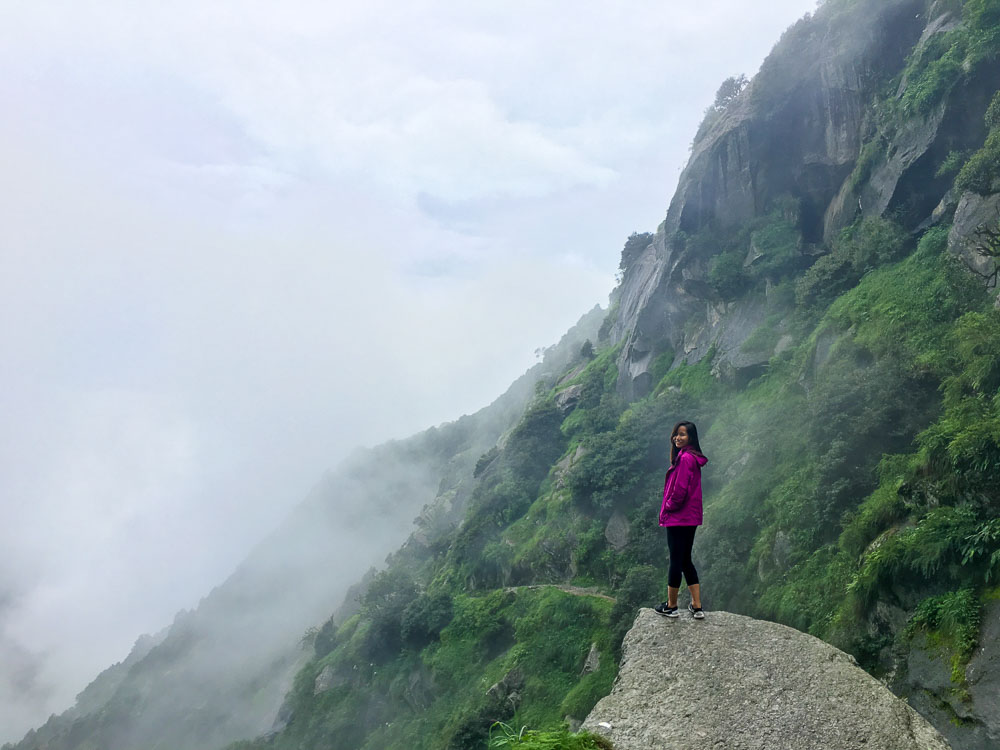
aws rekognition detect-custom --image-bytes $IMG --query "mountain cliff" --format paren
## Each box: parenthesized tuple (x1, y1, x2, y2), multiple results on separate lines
(8, 0, 1000, 749)
(613, 0, 1000, 398)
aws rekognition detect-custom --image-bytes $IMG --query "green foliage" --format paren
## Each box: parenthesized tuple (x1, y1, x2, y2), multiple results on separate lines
(740, 314, 784, 355)
(654, 356, 716, 398)
(986, 90, 1000, 131)
(893, 0, 1000, 119)
(935, 149, 969, 179)
(620, 232, 654, 272)
(825, 226, 978, 373)
(313, 617, 339, 659)
(567, 396, 683, 509)
(259, 587, 618, 750)
(918, 309, 1000, 486)
(963, 520, 1000, 581)
(796, 217, 908, 311)
(360, 569, 418, 661)
(839, 479, 908, 559)
(848, 137, 886, 193)
(848, 507, 980, 604)
(837, 216, 907, 274)
(713, 74, 749, 110)
(795, 251, 854, 309)
(608, 565, 659, 654)
(706, 200, 803, 298)
(748, 203, 802, 278)
(708, 249, 749, 298)
(955, 129, 1000, 195)
(899, 30, 965, 116)
(488, 723, 614, 750)
(964, 0, 1000, 66)
(758, 546, 854, 636)
(476, 446, 502, 478)
(906, 589, 982, 682)
(648, 350, 676, 385)
(597, 303, 618, 342)
(559, 669, 616, 723)
(402, 591, 455, 648)
(505, 399, 568, 481)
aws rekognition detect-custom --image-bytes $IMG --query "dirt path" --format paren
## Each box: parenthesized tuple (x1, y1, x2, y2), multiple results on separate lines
(504, 584, 616, 602)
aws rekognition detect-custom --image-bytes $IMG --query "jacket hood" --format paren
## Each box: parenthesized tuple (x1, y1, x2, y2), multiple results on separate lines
(681, 448, 708, 467)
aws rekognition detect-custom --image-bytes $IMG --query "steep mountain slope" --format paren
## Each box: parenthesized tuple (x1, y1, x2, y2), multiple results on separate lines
(218, 1, 1000, 749)
(10, 0, 1000, 749)
(4, 310, 603, 750)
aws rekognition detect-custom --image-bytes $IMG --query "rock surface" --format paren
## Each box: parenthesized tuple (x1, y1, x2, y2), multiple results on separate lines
(582, 609, 951, 750)
(949, 191, 1000, 298)
(604, 511, 631, 551)
(894, 600, 1000, 750)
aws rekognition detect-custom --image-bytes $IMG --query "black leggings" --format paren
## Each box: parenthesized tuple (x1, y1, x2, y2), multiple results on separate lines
(667, 525, 699, 588)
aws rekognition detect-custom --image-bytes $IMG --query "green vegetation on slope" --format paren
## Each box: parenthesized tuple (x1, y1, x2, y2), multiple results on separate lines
(238, 217, 996, 750)
(224, 4, 1000, 749)
(230, 588, 614, 750)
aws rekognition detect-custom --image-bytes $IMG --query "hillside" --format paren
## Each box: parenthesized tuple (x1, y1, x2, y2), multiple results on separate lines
(9, 0, 1000, 749)
(4, 311, 603, 750)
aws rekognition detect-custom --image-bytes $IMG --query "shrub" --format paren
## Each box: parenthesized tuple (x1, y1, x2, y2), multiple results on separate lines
(795, 252, 853, 309)
(402, 591, 455, 648)
(900, 36, 964, 115)
(955, 129, 1000, 194)
(964, 0, 1000, 65)
(848, 506, 980, 604)
(796, 218, 907, 311)
(313, 618, 339, 658)
(620, 232, 654, 272)
(986, 90, 1000, 131)
(609, 564, 659, 654)
(360, 569, 419, 660)
(935, 149, 969, 178)
(848, 137, 886, 193)
(475, 446, 501, 478)
(709, 250, 750, 298)
(487, 723, 613, 749)
(906, 589, 982, 682)
(748, 209, 801, 279)
(837, 217, 906, 273)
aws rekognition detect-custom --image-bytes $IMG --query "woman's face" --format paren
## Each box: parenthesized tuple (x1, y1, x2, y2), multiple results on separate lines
(673, 425, 690, 450)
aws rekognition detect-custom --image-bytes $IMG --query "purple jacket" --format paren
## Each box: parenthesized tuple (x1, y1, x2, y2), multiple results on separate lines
(659, 448, 708, 527)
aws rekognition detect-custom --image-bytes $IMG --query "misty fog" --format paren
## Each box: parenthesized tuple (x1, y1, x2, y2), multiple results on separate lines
(0, 0, 819, 742)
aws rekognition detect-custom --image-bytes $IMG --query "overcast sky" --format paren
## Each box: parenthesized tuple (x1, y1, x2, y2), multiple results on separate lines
(0, 0, 817, 741)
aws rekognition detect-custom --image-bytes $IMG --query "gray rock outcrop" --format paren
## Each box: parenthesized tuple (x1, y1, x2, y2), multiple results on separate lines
(608, 0, 1000, 398)
(604, 511, 631, 551)
(949, 191, 1000, 300)
(893, 600, 1000, 750)
(582, 609, 951, 750)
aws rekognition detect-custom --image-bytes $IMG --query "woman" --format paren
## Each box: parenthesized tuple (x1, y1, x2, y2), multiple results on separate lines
(654, 421, 708, 619)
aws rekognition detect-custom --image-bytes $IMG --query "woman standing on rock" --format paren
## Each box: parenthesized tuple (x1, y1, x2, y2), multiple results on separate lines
(655, 421, 708, 619)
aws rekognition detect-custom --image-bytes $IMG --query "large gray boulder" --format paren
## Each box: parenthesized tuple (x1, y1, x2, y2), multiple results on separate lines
(582, 609, 951, 750)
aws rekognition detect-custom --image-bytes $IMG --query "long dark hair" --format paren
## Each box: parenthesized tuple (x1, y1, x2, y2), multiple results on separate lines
(669, 421, 704, 465)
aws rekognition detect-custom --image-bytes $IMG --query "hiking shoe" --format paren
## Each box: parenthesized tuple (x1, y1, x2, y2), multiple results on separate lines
(654, 602, 679, 618)
(688, 603, 705, 620)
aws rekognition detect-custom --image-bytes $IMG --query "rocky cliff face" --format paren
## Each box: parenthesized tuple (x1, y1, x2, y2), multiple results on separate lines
(582, 609, 952, 750)
(612, 0, 1000, 398)
(893, 600, 1000, 750)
